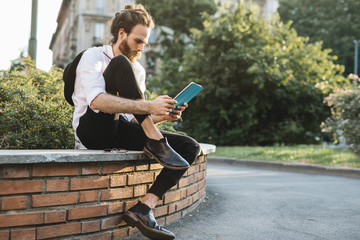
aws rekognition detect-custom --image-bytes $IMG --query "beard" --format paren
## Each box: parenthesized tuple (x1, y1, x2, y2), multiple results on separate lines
(118, 38, 141, 63)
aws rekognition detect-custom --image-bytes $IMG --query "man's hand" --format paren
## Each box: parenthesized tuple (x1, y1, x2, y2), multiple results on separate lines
(163, 103, 188, 121)
(148, 95, 177, 116)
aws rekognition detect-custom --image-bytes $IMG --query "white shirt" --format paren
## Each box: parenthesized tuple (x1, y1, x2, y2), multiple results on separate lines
(72, 45, 146, 147)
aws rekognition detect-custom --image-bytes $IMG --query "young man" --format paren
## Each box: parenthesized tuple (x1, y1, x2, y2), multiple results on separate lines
(73, 4, 200, 240)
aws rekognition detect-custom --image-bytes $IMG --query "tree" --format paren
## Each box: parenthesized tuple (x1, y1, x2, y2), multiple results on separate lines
(278, 0, 360, 75)
(175, 4, 345, 145)
(136, 0, 217, 94)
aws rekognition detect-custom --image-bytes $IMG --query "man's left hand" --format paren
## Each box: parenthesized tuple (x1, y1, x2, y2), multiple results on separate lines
(163, 103, 188, 121)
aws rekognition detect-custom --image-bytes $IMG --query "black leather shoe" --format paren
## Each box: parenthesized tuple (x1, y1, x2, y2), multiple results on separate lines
(122, 203, 175, 240)
(144, 137, 190, 170)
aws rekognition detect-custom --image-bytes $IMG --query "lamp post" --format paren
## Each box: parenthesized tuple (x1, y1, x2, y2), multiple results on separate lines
(354, 40, 360, 76)
(28, 0, 38, 65)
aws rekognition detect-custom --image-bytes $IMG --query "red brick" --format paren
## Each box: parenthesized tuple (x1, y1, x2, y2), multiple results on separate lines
(81, 163, 100, 175)
(108, 202, 124, 214)
(2, 166, 29, 179)
(110, 175, 127, 187)
(101, 215, 122, 229)
(46, 179, 69, 192)
(101, 188, 133, 201)
(113, 227, 129, 238)
(102, 163, 134, 174)
(73, 232, 112, 240)
(166, 212, 182, 224)
(1, 196, 27, 210)
(199, 162, 207, 171)
(195, 155, 206, 164)
(71, 176, 109, 190)
(128, 172, 154, 185)
(68, 205, 107, 220)
(194, 172, 205, 182)
(180, 188, 187, 199)
(134, 185, 147, 197)
(135, 162, 149, 171)
(0, 230, 9, 240)
(82, 220, 100, 233)
(178, 177, 191, 188)
(37, 222, 81, 239)
(150, 163, 163, 170)
(10, 228, 35, 240)
(32, 164, 78, 176)
(154, 205, 168, 217)
(124, 199, 138, 211)
(0, 212, 43, 227)
(186, 184, 199, 196)
(44, 210, 66, 224)
(0, 180, 43, 195)
(186, 165, 200, 176)
(79, 190, 98, 203)
(164, 190, 181, 204)
(168, 203, 176, 214)
(32, 192, 78, 207)
(176, 198, 190, 211)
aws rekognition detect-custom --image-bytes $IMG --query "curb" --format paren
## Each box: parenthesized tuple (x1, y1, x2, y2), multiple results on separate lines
(208, 156, 360, 179)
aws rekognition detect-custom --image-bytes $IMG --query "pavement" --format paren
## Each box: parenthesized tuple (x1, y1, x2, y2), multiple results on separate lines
(123, 162, 360, 240)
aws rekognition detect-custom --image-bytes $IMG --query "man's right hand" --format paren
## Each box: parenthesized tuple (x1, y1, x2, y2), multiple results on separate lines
(148, 95, 177, 116)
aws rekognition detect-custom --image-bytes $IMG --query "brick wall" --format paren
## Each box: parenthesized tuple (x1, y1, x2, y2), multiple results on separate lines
(0, 155, 207, 240)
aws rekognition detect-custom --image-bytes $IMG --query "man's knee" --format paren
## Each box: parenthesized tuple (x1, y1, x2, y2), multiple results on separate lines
(109, 55, 133, 73)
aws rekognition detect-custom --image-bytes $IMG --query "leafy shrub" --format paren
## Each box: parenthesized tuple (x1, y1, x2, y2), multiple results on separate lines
(321, 78, 360, 154)
(0, 58, 74, 149)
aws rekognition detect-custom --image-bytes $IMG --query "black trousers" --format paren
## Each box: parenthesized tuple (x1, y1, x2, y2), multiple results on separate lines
(76, 55, 200, 198)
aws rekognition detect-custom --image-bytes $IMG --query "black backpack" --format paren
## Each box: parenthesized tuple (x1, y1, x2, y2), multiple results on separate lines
(62, 50, 85, 106)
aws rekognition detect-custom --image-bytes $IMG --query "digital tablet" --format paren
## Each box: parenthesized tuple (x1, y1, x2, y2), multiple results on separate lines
(173, 82, 203, 108)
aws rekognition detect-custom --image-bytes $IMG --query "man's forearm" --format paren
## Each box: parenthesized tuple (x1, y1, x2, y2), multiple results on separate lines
(151, 115, 165, 124)
(90, 93, 150, 114)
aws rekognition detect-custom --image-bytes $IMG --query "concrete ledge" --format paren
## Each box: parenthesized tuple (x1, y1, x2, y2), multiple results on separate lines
(0, 143, 216, 165)
(208, 156, 360, 179)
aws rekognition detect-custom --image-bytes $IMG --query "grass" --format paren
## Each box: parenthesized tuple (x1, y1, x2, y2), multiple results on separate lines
(211, 145, 360, 168)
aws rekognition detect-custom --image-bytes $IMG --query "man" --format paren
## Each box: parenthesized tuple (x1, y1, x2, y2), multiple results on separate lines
(73, 4, 200, 240)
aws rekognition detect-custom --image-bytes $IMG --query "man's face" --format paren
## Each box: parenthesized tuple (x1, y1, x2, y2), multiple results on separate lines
(119, 24, 150, 63)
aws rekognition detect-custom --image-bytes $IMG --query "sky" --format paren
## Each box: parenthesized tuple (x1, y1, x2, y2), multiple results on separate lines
(0, 0, 63, 71)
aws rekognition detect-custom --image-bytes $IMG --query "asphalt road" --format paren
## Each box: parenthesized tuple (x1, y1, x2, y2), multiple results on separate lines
(123, 163, 360, 240)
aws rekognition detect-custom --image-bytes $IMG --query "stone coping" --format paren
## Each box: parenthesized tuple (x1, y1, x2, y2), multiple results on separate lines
(0, 143, 216, 165)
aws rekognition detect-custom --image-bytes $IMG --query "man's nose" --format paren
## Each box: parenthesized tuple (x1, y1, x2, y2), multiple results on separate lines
(137, 44, 144, 52)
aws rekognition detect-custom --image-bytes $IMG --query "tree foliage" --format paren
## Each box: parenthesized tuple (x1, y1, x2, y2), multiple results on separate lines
(278, 0, 360, 75)
(137, 0, 217, 93)
(321, 78, 360, 155)
(0, 57, 74, 149)
(174, 4, 345, 145)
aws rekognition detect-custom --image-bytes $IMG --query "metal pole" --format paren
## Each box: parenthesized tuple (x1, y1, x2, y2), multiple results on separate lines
(354, 40, 359, 76)
(28, 0, 38, 65)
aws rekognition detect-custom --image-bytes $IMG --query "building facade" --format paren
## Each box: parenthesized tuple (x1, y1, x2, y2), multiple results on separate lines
(50, 0, 278, 76)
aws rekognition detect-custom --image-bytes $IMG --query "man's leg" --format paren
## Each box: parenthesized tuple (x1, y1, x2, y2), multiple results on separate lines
(113, 118, 200, 239)
(103, 55, 189, 170)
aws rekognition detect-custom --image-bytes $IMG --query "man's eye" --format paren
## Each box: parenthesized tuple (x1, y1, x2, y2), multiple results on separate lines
(136, 40, 143, 44)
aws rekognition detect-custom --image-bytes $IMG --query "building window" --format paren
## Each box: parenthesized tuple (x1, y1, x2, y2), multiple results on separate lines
(96, 0, 105, 14)
(94, 22, 105, 46)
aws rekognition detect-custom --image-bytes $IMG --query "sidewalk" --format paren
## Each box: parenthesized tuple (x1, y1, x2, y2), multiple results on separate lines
(123, 163, 360, 240)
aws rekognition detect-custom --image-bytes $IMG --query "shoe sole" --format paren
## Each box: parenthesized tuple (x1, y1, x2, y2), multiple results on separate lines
(143, 147, 189, 170)
(122, 211, 175, 240)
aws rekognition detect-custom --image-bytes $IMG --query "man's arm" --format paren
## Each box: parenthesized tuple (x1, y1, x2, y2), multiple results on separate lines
(90, 93, 177, 116)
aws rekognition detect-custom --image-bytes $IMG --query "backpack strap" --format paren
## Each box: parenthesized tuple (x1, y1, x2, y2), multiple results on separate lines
(63, 50, 85, 106)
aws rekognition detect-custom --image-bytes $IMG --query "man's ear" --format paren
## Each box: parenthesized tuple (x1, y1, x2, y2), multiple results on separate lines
(118, 28, 127, 40)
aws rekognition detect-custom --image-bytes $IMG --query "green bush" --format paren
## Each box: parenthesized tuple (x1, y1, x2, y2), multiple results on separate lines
(321, 78, 360, 155)
(166, 3, 345, 145)
(0, 58, 74, 149)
